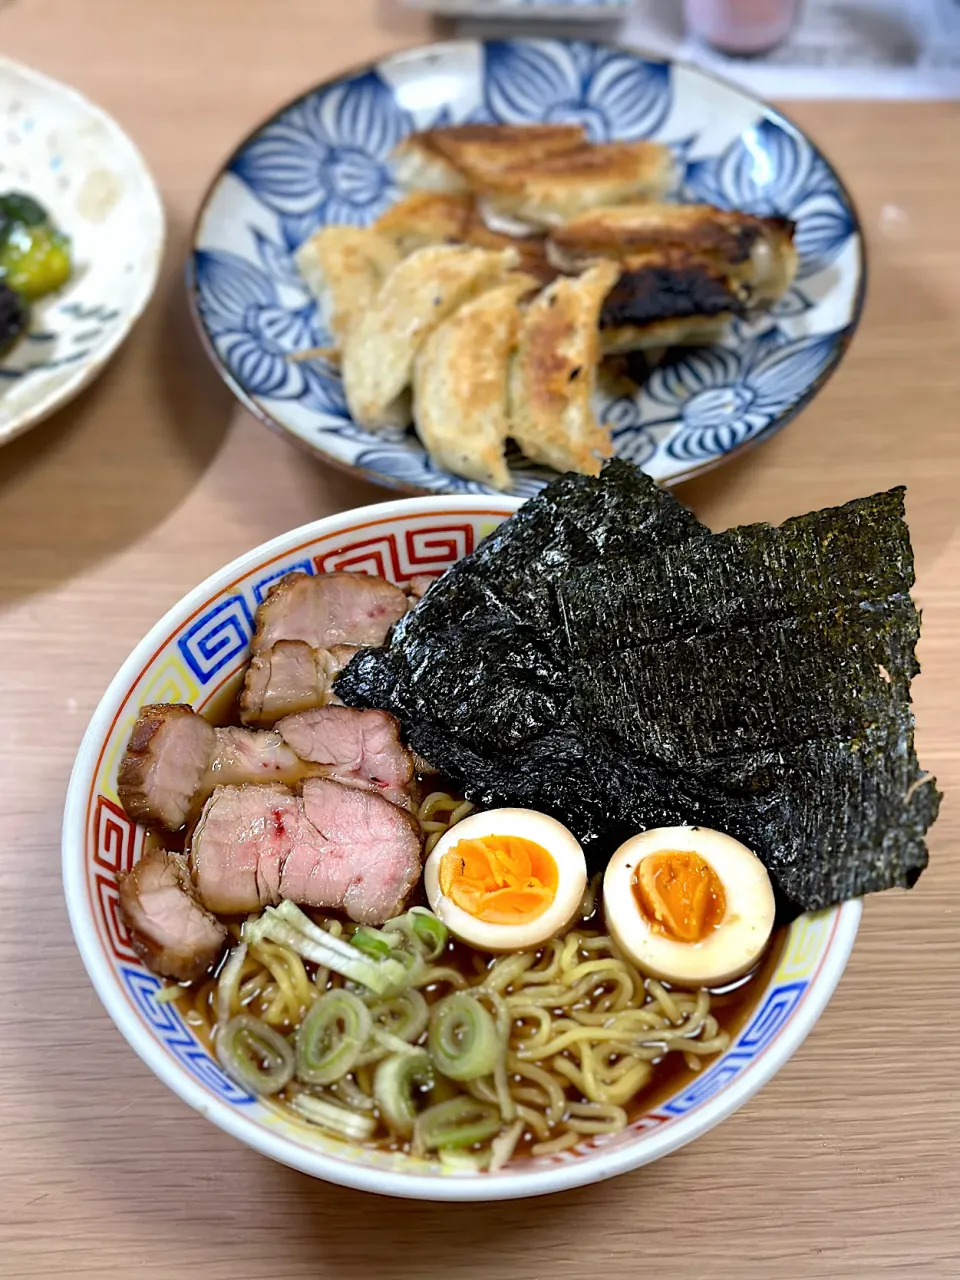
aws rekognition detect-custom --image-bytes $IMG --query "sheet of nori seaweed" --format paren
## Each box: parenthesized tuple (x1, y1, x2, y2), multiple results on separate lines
(558, 484, 939, 905)
(335, 465, 940, 911)
(335, 460, 709, 749)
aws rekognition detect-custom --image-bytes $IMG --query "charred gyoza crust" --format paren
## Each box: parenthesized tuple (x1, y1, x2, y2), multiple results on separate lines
(599, 253, 745, 353)
(550, 203, 797, 303)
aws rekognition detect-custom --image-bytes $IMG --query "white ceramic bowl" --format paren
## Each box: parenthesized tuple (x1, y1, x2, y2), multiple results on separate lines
(0, 58, 164, 447)
(63, 496, 861, 1200)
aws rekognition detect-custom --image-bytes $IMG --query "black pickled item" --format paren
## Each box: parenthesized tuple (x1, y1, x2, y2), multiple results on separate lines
(335, 463, 940, 911)
(0, 282, 28, 356)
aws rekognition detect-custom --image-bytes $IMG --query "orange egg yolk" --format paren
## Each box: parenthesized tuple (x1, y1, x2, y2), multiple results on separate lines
(439, 835, 559, 925)
(632, 851, 726, 944)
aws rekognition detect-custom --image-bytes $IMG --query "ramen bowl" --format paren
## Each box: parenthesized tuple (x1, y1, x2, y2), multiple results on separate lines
(62, 495, 861, 1200)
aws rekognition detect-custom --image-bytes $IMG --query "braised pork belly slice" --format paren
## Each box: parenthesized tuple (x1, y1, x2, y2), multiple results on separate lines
(117, 698, 415, 832)
(190, 779, 422, 924)
(118, 704, 321, 833)
(250, 572, 408, 654)
(118, 704, 217, 831)
(239, 641, 357, 727)
(118, 847, 227, 981)
(276, 705, 414, 808)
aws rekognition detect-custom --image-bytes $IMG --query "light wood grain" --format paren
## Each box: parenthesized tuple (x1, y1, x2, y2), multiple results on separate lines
(0, 2, 958, 1277)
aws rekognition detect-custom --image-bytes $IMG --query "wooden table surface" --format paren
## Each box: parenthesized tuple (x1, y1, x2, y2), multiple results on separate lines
(1, 2, 958, 1276)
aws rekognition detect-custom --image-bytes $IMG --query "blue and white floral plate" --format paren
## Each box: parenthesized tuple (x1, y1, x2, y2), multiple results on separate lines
(189, 39, 865, 497)
(0, 58, 164, 448)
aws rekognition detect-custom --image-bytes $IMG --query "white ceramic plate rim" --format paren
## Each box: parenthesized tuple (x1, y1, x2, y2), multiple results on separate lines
(0, 57, 165, 448)
(63, 495, 862, 1200)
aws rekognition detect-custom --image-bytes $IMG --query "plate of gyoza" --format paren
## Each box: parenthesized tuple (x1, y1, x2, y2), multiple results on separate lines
(188, 38, 865, 495)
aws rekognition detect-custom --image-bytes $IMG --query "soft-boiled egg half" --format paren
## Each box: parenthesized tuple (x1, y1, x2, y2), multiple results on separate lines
(424, 808, 588, 952)
(603, 826, 775, 987)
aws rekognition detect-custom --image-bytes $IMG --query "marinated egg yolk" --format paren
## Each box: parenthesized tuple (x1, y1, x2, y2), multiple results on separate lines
(632, 851, 726, 944)
(439, 835, 559, 925)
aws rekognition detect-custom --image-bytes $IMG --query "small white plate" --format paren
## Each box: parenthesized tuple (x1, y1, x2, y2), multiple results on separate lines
(0, 59, 165, 447)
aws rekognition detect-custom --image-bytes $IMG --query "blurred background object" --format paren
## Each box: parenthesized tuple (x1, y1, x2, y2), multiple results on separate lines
(683, 0, 800, 54)
(448, 0, 960, 98)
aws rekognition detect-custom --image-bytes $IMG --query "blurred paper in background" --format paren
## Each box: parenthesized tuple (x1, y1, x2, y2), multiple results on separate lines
(440, 0, 960, 98)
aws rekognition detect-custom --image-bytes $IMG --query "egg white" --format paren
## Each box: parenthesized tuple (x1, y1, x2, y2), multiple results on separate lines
(603, 826, 775, 987)
(424, 808, 587, 952)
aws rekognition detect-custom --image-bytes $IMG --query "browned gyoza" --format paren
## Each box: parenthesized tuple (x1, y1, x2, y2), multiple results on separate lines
(191, 778, 422, 924)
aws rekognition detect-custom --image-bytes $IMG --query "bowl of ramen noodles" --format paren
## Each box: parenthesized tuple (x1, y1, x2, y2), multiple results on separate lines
(63, 463, 938, 1199)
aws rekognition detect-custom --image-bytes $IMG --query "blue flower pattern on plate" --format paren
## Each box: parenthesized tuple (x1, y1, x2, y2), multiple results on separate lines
(192, 39, 863, 495)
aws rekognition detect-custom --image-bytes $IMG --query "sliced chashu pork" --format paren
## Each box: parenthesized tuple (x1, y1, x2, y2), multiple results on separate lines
(117, 701, 415, 831)
(239, 641, 356, 727)
(118, 847, 227, 981)
(117, 703, 319, 833)
(277, 705, 413, 808)
(191, 779, 422, 924)
(251, 572, 408, 654)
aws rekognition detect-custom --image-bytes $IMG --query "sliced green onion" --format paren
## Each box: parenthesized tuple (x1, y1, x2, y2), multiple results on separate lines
(408, 908, 448, 959)
(290, 1091, 377, 1141)
(154, 983, 185, 1005)
(488, 1119, 525, 1172)
(374, 1049, 434, 1137)
(216, 1014, 294, 1096)
(413, 1097, 502, 1152)
(296, 990, 372, 1085)
(330, 1076, 376, 1113)
(428, 993, 501, 1081)
(384, 908, 448, 961)
(216, 941, 248, 1028)
(243, 903, 408, 996)
(351, 926, 401, 959)
(372, 1028, 423, 1056)
(388, 946, 423, 983)
(438, 1150, 489, 1172)
(369, 990, 429, 1044)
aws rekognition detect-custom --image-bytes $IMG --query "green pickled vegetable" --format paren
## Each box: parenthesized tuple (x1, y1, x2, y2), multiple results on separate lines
(0, 223, 72, 300)
(0, 192, 48, 230)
